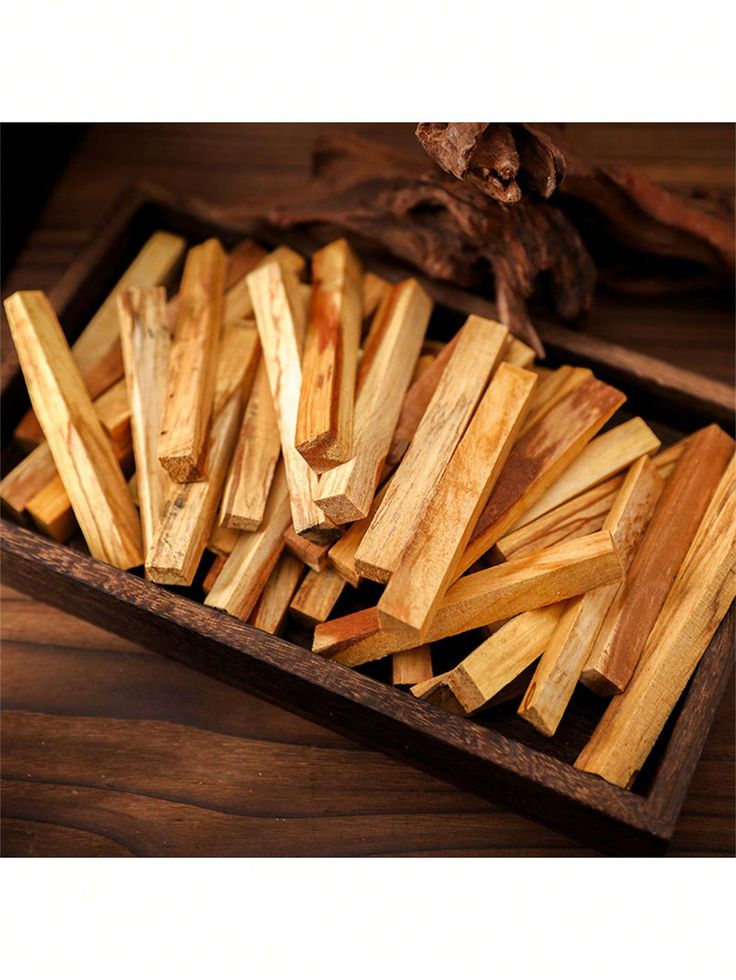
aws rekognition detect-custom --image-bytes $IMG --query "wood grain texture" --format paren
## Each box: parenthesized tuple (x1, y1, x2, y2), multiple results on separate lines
(117, 286, 170, 560)
(495, 439, 687, 560)
(315, 279, 432, 523)
(413, 606, 564, 716)
(459, 376, 626, 573)
(511, 416, 661, 529)
(318, 530, 622, 666)
(4, 291, 141, 568)
(289, 566, 346, 627)
(205, 462, 292, 619)
(12, 231, 186, 448)
(326, 481, 390, 587)
(158, 238, 226, 482)
(518, 456, 664, 736)
(282, 523, 334, 572)
(220, 358, 281, 531)
(577, 456, 736, 788)
(392, 646, 433, 686)
(247, 259, 327, 537)
(517, 366, 591, 438)
(295, 238, 362, 471)
(147, 319, 259, 585)
(248, 551, 304, 635)
(377, 363, 537, 640)
(355, 316, 508, 583)
(582, 425, 734, 694)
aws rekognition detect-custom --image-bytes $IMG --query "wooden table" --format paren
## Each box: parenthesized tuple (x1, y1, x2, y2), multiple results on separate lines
(1, 124, 734, 856)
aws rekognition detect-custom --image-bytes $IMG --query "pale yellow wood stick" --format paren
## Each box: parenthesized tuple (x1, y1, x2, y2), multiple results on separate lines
(412, 606, 564, 715)
(14, 231, 186, 449)
(208, 522, 241, 557)
(289, 566, 347, 627)
(575, 455, 736, 788)
(315, 530, 622, 667)
(376, 363, 537, 641)
(509, 417, 661, 530)
(295, 239, 362, 472)
(517, 366, 591, 439)
(159, 238, 226, 482)
(4, 291, 142, 569)
(361, 272, 390, 324)
(282, 524, 336, 572)
(118, 286, 171, 561)
(355, 316, 509, 584)
(518, 455, 664, 736)
(205, 462, 292, 620)
(247, 260, 329, 538)
(501, 336, 536, 369)
(393, 647, 433, 686)
(326, 481, 391, 587)
(248, 552, 305, 635)
(315, 279, 433, 523)
(147, 319, 259, 585)
(219, 245, 305, 325)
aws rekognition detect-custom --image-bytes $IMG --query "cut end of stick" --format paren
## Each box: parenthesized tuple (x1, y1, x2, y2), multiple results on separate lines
(313, 488, 369, 525)
(579, 667, 623, 697)
(158, 449, 207, 483)
(354, 555, 392, 585)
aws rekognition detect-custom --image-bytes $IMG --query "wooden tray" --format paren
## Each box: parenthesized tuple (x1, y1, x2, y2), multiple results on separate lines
(1, 182, 733, 855)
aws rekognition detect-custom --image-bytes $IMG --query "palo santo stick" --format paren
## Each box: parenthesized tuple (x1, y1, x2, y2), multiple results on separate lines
(392, 646, 433, 686)
(158, 238, 226, 482)
(220, 358, 281, 530)
(576, 455, 736, 788)
(502, 336, 536, 369)
(317, 530, 622, 667)
(362, 272, 390, 323)
(295, 239, 362, 471)
(356, 316, 509, 584)
(289, 566, 347, 627)
(518, 456, 664, 736)
(118, 286, 170, 559)
(205, 462, 292, 620)
(202, 555, 226, 595)
(283, 524, 336, 572)
(509, 417, 661, 529)
(147, 319, 259, 585)
(128, 472, 139, 507)
(517, 366, 591, 438)
(377, 363, 537, 639)
(327, 481, 390, 587)
(458, 376, 625, 574)
(248, 551, 304, 635)
(14, 231, 186, 449)
(4, 291, 142, 568)
(412, 606, 564, 715)
(221, 246, 305, 326)
(581, 423, 734, 694)
(495, 438, 688, 561)
(208, 522, 241, 557)
(315, 279, 433, 523)
(247, 260, 328, 537)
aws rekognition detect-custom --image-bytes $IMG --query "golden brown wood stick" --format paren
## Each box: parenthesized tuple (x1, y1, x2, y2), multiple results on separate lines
(117, 286, 170, 560)
(4, 291, 142, 568)
(289, 566, 347, 627)
(205, 462, 292, 620)
(576, 455, 736, 788)
(458, 376, 626, 574)
(282, 524, 336, 572)
(317, 530, 622, 667)
(392, 646, 433, 686)
(202, 555, 226, 594)
(247, 260, 328, 538)
(295, 239, 362, 472)
(208, 522, 241, 557)
(315, 279, 432, 524)
(501, 336, 536, 369)
(219, 357, 281, 530)
(147, 319, 259, 585)
(248, 552, 304, 635)
(326, 481, 390, 587)
(411, 353, 436, 383)
(158, 238, 226, 482)
(518, 456, 664, 736)
(495, 438, 688, 561)
(356, 316, 509, 584)
(13, 231, 186, 449)
(377, 363, 537, 640)
(509, 417, 661, 530)
(128, 472, 139, 507)
(412, 605, 564, 715)
(580, 424, 734, 695)
(220, 245, 305, 326)
(1, 376, 131, 526)
(517, 366, 592, 438)
(361, 272, 390, 324)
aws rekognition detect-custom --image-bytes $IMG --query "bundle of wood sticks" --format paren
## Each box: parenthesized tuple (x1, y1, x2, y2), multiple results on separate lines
(3, 232, 735, 794)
